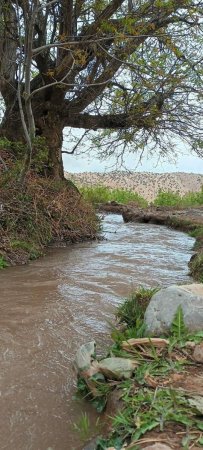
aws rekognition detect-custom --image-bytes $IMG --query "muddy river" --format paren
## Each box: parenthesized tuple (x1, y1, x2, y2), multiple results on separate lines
(0, 214, 195, 450)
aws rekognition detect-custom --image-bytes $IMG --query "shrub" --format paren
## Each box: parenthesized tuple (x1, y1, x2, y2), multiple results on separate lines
(80, 186, 148, 207)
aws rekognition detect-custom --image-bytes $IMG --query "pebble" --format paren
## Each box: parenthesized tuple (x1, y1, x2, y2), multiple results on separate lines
(193, 342, 203, 363)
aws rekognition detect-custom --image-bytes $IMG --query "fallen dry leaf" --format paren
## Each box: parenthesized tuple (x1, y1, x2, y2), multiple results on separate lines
(122, 338, 169, 350)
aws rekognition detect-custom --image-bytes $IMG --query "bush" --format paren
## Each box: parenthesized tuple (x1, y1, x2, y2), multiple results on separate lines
(80, 186, 148, 207)
(154, 188, 203, 208)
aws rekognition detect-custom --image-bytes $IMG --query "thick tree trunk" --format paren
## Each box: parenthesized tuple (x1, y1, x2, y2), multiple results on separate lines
(36, 111, 64, 179)
(0, 105, 64, 180)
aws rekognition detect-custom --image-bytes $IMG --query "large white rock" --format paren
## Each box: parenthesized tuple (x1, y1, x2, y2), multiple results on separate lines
(144, 284, 203, 335)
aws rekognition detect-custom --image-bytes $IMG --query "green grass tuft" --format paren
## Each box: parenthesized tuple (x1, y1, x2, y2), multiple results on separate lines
(116, 287, 159, 328)
(0, 256, 9, 269)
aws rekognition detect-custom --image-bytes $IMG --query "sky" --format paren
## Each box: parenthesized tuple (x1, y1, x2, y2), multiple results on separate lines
(63, 130, 203, 174)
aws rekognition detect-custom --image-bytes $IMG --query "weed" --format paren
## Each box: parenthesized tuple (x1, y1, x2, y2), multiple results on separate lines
(116, 287, 159, 329)
(0, 256, 9, 269)
(170, 305, 188, 341)
(10, 240, 41, 259)
(73, 412, 91, 441)
(100, 386, 196, 447)
(77, 373, 112, 413)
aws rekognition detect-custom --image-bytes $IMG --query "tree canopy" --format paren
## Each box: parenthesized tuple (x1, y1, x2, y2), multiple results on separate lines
(0, 0, 203, 177)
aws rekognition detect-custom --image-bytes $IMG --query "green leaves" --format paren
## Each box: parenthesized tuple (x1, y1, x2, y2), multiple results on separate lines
(171, 305, 187, 340)
(0, 256, 9, 269)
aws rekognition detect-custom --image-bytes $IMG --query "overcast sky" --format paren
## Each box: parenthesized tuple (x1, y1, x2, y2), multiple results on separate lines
(63, 130, 203, 174)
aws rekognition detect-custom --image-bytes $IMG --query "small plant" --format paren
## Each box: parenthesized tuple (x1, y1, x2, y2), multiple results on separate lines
(170, 305, 188, 341)
(73, 412, 101, 442)
(0, 255, 9, 269)
(73, 412, 90, 441)
(116, 287, 159, 328)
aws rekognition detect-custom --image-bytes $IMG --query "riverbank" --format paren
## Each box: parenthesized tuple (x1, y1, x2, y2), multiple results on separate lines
(78, 285, 203, 450)
(0, 174, 99, 267)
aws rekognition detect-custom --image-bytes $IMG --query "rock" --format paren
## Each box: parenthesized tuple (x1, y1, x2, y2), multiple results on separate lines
(193, 342, 203, 363)
(105, 389, 124, 419)
(75, 341, 96, 371)
(144, 284, 203, 334)
(188, 395, 203, 414)
(82, 437, 98, 450)
(98, 357, 138, 380)
(142, 445, 172, 450)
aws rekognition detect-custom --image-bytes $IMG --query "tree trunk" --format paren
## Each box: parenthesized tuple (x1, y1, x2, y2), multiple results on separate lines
(0, 105, 64, 180)
(36, 111, 64, 180)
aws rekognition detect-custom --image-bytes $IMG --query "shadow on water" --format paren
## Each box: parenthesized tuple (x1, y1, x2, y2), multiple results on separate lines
(0, 214, 195, 450)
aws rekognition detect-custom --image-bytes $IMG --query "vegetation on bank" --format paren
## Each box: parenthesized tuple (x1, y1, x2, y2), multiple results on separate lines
(80, 186, 148, 207)
(0, 142, 99, 267)
(78, 185, 203, 208)
(154, 189, 203, 208)
(77, 288, 203, 450)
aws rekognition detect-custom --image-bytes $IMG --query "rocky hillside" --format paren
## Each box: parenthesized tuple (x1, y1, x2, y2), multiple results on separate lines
(65, 171, 203, 202)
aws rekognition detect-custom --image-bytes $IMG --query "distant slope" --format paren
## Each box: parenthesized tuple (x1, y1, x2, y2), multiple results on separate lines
(65, 171, 203, 202)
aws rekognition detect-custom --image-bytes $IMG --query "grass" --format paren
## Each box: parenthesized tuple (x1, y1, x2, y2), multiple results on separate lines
(0, 256, 9, 269)
(76, 288, 203, 450)
(116, 287, 159, 328)
(10, 239, 41, 260)
(78, 184, 203, 209)
(80, 186, 148, 207)
(73, 412, 101, 443)
(154, 188, 203, 207)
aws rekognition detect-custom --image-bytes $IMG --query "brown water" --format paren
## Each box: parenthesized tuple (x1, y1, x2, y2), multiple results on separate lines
(0, 214, 195, 450)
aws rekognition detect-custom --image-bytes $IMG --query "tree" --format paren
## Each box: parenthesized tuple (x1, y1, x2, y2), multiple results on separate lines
(0, 0, 203, 179)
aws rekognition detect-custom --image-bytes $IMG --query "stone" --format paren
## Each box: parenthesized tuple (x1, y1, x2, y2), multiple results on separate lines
(142, 445, 172, 450)
(82, 437, 98, 450)
(188, 395, 203, 414)
(144, 284, 203, 335)
(193, 342, 203, 363)
(105, 389, 124, 419)
(98, 357, 138, 380)
(75, 341, 96, 371)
